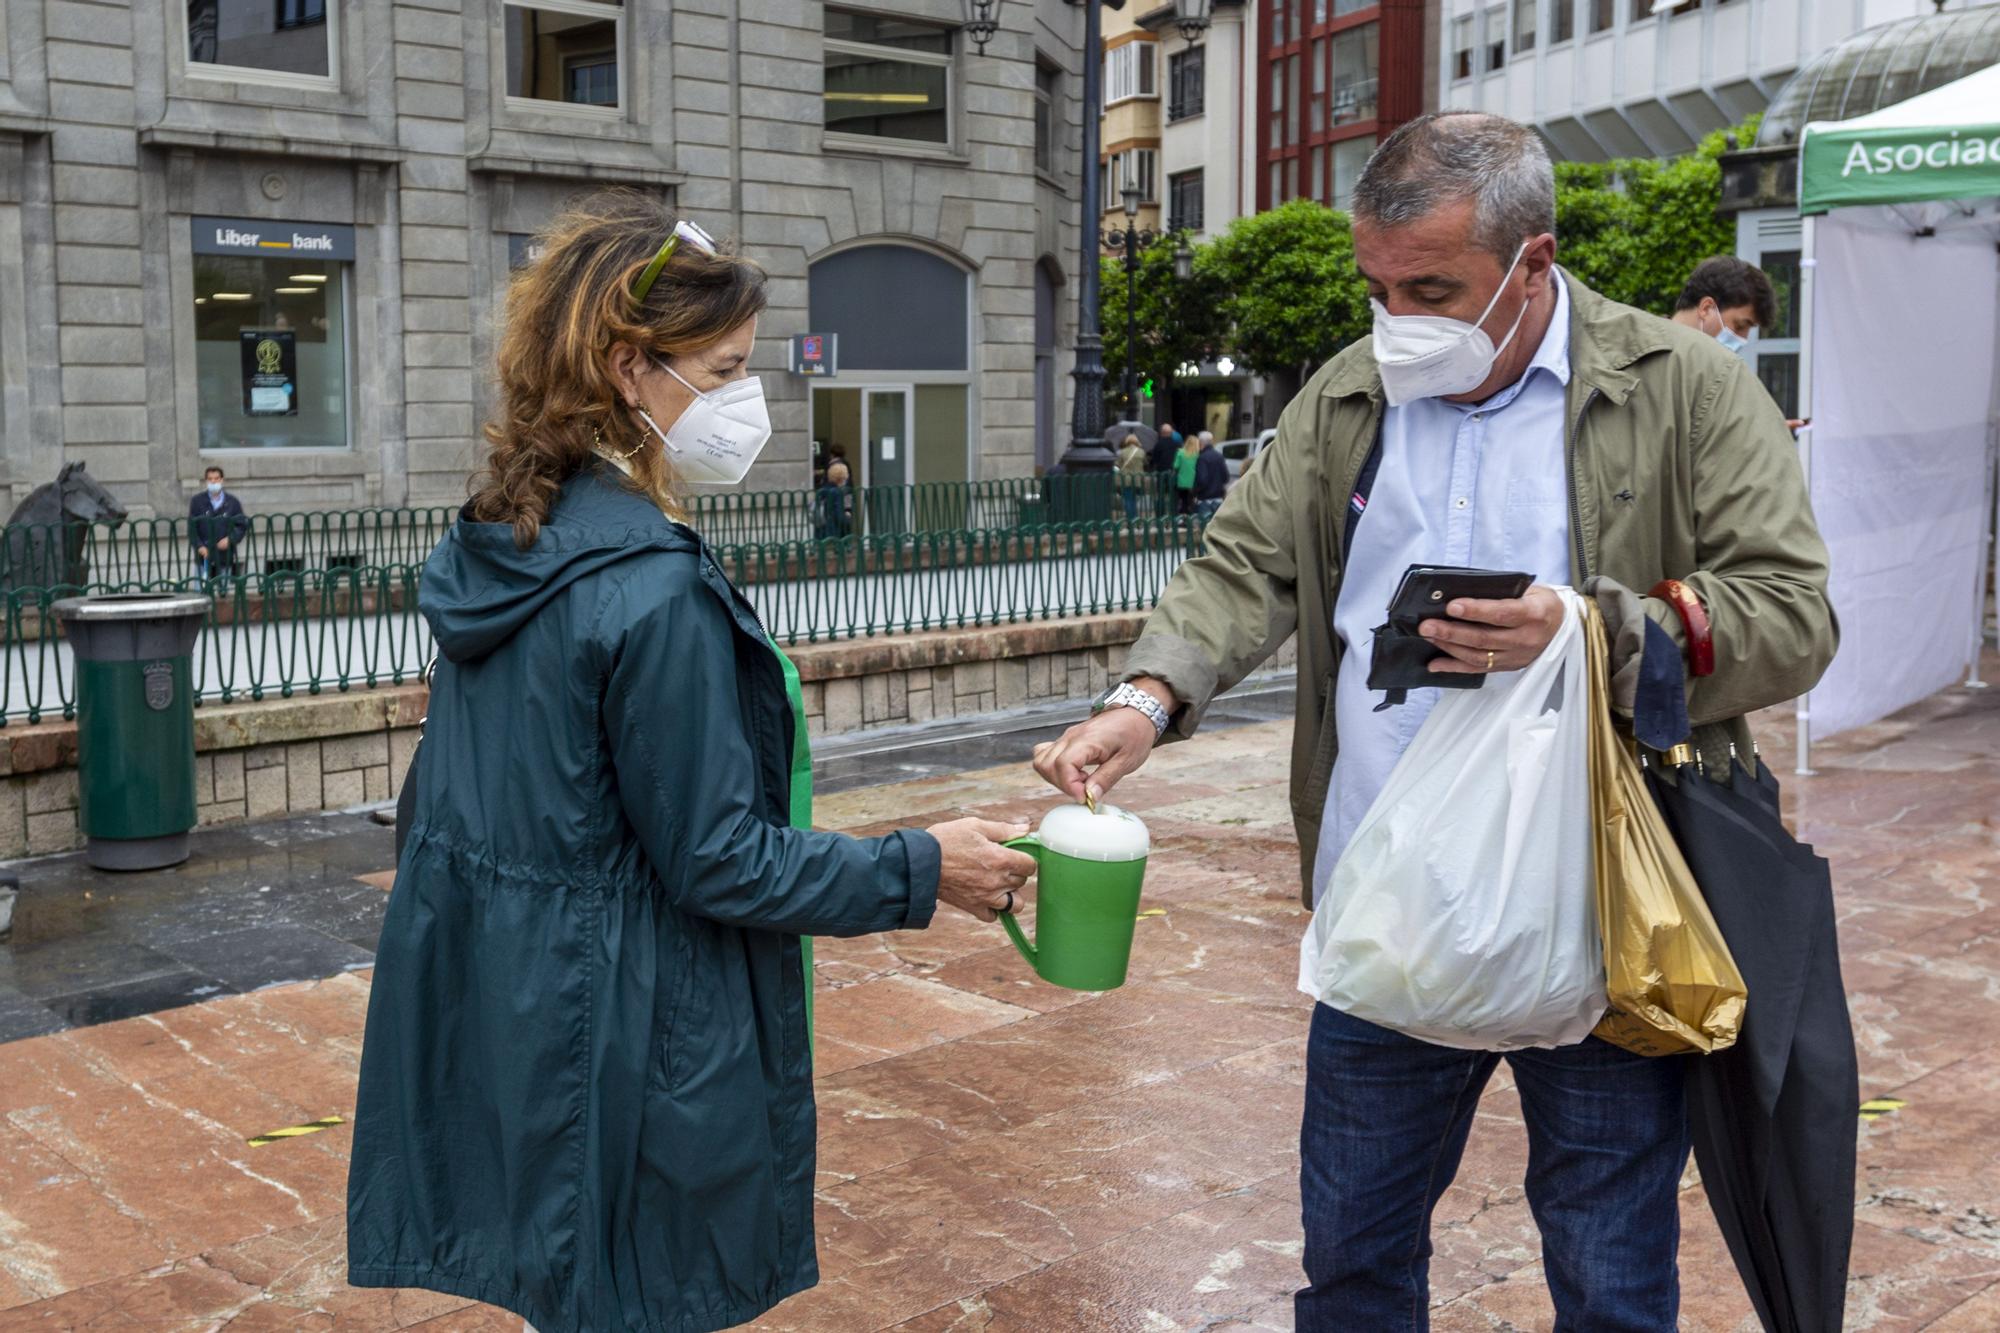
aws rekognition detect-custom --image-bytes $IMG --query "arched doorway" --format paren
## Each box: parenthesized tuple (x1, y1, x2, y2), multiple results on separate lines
(807, 244, 974, 515)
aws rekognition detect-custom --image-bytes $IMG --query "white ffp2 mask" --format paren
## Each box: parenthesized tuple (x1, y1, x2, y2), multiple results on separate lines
(1370, 243, 1532, 407)
(639, 361, 772, 485)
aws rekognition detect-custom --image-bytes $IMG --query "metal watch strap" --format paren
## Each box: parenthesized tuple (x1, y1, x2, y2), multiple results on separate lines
(1101, 682, 1170, 737)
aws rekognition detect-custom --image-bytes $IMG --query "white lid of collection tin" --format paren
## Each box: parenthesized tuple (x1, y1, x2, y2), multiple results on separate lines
(1033, 802, 1150, 862)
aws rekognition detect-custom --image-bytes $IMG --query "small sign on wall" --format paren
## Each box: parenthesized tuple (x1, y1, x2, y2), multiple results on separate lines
(790, 333, 837, 377)
(241, 329, 298, 416)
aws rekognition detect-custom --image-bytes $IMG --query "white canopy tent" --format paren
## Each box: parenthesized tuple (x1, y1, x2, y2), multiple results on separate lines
(1793, 62, 2000, 773)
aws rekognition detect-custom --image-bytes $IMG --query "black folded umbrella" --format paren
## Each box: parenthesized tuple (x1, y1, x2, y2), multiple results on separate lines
(1644, 753, 1858, 1333)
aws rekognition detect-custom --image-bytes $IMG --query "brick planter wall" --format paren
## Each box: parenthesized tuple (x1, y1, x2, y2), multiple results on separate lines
(0, 615, 1295, 858)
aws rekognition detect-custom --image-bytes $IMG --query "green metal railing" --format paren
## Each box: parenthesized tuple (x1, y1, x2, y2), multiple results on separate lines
(0, 477, 1214, 724)
(3, 565, 433, 727)
(0, 476, 1190, 587)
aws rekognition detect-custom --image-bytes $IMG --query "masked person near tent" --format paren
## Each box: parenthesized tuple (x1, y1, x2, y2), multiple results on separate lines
(1668, 255, 1804, 430)
(1031, 113, 1837, 1330)
(346, 193, 1035, 1333)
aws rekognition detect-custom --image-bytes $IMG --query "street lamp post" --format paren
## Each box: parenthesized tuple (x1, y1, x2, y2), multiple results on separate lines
(1110, 182, 1158, 421)
(966, 0, 1211, 473)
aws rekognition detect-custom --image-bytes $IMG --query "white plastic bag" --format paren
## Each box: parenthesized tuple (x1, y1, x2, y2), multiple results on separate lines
(1298, 586, 1605, 1051)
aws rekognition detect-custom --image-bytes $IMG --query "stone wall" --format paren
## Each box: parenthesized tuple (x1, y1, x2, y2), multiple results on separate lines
(0, 613, 1292, 857)
(0, 687, 425, 859)
(786, 612, 1298, 736)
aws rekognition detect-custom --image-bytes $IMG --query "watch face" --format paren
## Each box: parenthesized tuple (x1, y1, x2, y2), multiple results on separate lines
(1091, 684, 1121, 713)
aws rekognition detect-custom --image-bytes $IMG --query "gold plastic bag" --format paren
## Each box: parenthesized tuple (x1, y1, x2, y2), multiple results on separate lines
(1583, 601, 1746, 1056)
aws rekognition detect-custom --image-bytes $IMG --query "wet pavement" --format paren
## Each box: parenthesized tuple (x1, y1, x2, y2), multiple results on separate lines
(0, 658, 1996, 1330)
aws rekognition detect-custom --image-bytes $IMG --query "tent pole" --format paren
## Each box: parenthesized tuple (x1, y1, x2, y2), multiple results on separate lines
(1972, 244, 2000, 690)
(1795, 213, 1818, 777)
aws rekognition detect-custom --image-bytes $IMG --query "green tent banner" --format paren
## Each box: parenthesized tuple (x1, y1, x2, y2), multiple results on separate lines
(1799, 62, 2000, 215)
(1802, 126, 2000, 214)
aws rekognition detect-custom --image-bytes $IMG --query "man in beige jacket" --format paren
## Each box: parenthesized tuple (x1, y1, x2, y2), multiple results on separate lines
(1034, 113, 1834, 1329)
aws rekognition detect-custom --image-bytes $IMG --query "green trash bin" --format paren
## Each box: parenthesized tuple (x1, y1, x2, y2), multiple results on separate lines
(53, 592, 213, 871)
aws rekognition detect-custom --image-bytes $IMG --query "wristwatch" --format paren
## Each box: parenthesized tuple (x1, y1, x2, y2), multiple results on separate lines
(1092, 680, 1172, 739)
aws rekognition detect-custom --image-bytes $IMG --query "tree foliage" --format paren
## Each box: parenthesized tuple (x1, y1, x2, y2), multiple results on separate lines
(1551, 120, 1756, 314)
(1094, 121, 1759, 379)
(1196, 199, 1372, 378)
(1098, 235, 1231, 413)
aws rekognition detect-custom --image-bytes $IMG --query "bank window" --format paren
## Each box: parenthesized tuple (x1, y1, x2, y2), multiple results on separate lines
(1104, 40, 1156, 105)
(1168, 46, 1204, 121)
(1552, 0, 1575, 43)
(1589, 0, 1614, 31)
(193, 258, 349, 451)
(1484, 6, 1506, 71)
(1034, 60, 1060, 174)
(186, 0, 333, 82)
(1452, 15, 1474, 79)
(823, 10, 953, 146)
(1330, 26, 1378, 125)
(505, 0, 624, 112)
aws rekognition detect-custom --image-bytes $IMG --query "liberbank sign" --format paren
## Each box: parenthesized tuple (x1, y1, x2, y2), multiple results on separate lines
(192, 215, 357, 261)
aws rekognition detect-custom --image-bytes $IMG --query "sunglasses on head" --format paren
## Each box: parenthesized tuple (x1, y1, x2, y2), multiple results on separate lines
(631, 219, 719, 304)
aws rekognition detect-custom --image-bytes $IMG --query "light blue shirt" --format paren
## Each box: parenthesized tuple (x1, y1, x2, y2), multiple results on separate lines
(1310, 273, 1576, 905)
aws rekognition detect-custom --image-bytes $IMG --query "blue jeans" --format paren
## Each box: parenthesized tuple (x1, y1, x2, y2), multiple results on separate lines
(1296, 1004, 1688, 1332)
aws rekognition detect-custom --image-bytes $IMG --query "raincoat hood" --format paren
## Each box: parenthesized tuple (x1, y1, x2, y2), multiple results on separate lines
(420, 470, 695, 664)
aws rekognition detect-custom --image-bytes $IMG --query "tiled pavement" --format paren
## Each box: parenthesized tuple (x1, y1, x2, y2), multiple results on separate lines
(0, 659, 1996, 1330)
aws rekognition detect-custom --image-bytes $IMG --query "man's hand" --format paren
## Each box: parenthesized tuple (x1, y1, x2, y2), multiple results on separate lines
(1030, 679, 1171, 803)
(1421, 585, 1566, 675)
(217, 537, 230, 551)
(196, 545, 208, 560)
(927, 817, 1036, 922)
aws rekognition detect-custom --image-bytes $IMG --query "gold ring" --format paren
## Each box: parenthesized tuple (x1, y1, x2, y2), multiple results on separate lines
(1485, 650, 1496, 672)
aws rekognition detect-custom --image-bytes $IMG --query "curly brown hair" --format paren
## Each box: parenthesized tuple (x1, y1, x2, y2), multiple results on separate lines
(470, 190, 769, 547)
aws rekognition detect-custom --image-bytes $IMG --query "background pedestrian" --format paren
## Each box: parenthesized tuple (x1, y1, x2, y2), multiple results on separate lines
(189, 465, 247, 585)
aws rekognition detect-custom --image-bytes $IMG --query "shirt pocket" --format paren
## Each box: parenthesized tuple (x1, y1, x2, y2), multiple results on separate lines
(1503, 475, 1569, 577)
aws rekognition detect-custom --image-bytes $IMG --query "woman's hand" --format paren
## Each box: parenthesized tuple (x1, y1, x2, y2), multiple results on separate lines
(927, 817, 1036, 922)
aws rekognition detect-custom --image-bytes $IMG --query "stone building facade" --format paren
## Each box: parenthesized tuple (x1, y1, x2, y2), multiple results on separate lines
(0, 0, 1085, 519)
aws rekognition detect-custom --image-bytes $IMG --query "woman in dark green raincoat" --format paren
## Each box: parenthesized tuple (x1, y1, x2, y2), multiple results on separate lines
(347, 194, 1036, 1333)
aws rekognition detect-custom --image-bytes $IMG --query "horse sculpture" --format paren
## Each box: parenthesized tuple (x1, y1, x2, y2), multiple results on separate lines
(1, 462, 130, 592)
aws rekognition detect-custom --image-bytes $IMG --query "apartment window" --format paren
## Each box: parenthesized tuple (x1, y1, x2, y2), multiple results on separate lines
(186, 0, 331, 79)
(1034, 61, 1060, 174)
(1309, 38, 1325, 135)
(1452, 14, 1474, 80)
(1552, 0, 1576, 43)
(823, 10, 952, 145)
(1100, 148, 1158, 207)
(1484, 6, 1506, 71)
(1330, 26, 1378, 125)
(504, 1, 624, 110)
(1169, 169, 1204, 233)
(1335, 0, 1373, 13)
(191, 216, 354, 451)
(1105, 40, 1157, 105)
(1332, 134, 1374, 210)
(1168, 46, 1205, 121)
(1589, 0, 1614, 34)
(1270, 59, 1285, 150)
(1630, 0, 1652, 20)
(1514, 0, 1537, 52)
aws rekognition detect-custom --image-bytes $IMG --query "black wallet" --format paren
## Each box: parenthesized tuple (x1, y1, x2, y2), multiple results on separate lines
(1364, 565, 1534, 710)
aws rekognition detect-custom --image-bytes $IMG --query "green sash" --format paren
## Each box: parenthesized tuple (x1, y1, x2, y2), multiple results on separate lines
(770, 640, 814, 1050)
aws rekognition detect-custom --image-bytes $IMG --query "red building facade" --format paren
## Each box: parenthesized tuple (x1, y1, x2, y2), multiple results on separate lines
(1256, 0, 1427, 212)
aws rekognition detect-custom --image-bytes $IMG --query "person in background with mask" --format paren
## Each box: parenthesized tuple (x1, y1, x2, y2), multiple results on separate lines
(1669, 255, 1803, 430)
(347, 192, 1036, 1333)
(188, 464, 248, 584)
(1030, 113, 1834, 1329)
